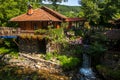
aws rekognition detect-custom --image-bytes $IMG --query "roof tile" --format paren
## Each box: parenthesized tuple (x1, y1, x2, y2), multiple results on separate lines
(10, 6, 67, 22)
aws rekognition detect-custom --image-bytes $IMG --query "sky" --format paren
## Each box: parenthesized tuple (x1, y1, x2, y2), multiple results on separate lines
(60, 0, 80, 6)
(42, 0, 80, 6)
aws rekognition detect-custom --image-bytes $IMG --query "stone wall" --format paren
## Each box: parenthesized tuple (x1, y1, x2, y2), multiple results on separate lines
(18, 37, 63, 54)
(18, 38, 46, 53)
(46, 42, 62, 53)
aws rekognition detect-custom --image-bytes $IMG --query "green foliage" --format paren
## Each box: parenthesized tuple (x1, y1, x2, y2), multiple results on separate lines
(78, 11, 85, 17)
(84, 42, 107, 65)
(96, 65, 120, 80)
(4, 40, 11, 48)
(113, 13, 120, 20)
(80, 0, 120, 25)
(45, 52, 54, 60)
(96, 65, 111, 76)
(88, 42, 107, 56)
(0, 47, 10, 54)
(59, 5, 82, 17)
(80, 0, 100, 24)
(35, 29, 47, 35)
(91, 32, 108, 44)
(47, 28, 65, 42)
(0, 47, 18, 57)
(74, 29, 84, 37)
(43, 4, 82, 17)
(0, 0, 41, 27)
(45, 51, 81, 70)
(43, 0, 68, 11)
(3, 39, 17, 48)
(110, 70, 120, 80)
(57, 55, 80, 70)
(0, 39, 18, 58)
(9, 49, 18, 58)
(0, 0, 29, 26)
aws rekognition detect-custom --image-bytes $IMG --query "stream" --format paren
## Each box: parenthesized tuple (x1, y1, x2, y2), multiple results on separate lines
(79, 45, 96, 80)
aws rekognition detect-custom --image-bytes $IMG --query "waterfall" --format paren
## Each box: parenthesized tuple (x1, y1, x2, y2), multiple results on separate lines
(82, 53, 90, 68)
(80, 45, 96, 80)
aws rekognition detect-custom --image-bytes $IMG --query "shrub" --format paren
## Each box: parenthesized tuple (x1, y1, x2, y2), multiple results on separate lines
(109, 70, 120, 80)
(57, 55, 80, 70)
(0, 47, 10, 54)
(47, 28, 65, 42)
(83, 42, 107, 65)
(35, 29, 47, 35)
(0, 47, 18, 58)
(45, 52, 54, 60)
(87, 42, 107, 56)
(96, 65, 120, 80)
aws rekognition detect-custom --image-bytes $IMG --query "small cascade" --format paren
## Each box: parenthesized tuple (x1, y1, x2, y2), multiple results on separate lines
(80, 45, 96, 80)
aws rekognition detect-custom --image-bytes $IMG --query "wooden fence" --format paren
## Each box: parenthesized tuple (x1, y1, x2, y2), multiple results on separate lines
(0, 27, 34, 36)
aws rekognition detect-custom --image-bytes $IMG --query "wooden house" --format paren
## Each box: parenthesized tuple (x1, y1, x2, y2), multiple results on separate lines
(9, 5, 68, 53)
(65, 18, 86, 29)
(10, 5, 67, 31)
(9, 5, 86, 53)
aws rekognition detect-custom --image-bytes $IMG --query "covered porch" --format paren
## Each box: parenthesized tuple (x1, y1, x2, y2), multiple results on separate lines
(65, 18, 86, 29)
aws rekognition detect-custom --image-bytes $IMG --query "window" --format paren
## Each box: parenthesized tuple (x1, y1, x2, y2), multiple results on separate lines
(34, 24, 37, 30)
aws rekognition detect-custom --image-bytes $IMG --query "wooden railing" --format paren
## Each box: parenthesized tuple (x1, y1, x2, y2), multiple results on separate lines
(0, 27, 34, 36)
(0, 27, 20, 36)
(20, 30, 34, 35)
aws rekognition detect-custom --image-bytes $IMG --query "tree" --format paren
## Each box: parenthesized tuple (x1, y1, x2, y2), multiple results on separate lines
(0, 0, 29, 26)
(80, 0, 100, 25)
(98, 0, 120, 24)
(43, 0, 68, 11)
(0, 0, 42, 27)
(79, 0, 120, 25)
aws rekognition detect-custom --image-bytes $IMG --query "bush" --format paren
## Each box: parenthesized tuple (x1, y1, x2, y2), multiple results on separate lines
(96, 65, 120, 80)
(0, 47, 18, 58)
(3, 39, 18, 48)
(87, 42, 107, 56)
(0, 47, 10, 54)
(48, 28, 65, 41)
(35, 29, 47, 35)
(83, 42, 107, 65)
(45, 52, 54, 60)
(57, 55, 80, 70)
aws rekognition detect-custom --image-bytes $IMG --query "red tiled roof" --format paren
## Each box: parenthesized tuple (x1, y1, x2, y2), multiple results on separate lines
(41, 6, 67, 20)
(10, 6, 67, 22)
(65, 18, 86, 22)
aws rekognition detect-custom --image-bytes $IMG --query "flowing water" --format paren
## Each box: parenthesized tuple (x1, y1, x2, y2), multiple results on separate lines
(80, 45, 96, 80)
